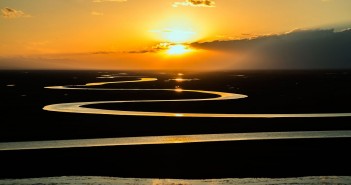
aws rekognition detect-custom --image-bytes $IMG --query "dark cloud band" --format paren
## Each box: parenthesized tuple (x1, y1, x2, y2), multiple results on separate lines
(173, 0, 215, 7)
(192, 29, 351, 69)
(1, 7, 30, 18)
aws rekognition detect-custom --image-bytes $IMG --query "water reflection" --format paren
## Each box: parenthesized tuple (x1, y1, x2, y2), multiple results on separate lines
(97, 75, 145, 79)
(43, 77, 249, 117)
(163, 136, 193, 143)
(167, 78, 199, 82)
(1, 176, 350, 185)
(43, 76, 351, 118)
(1, 131, 351, 151)
(86, 78, 157, 86)
(174, 113, 184, 117)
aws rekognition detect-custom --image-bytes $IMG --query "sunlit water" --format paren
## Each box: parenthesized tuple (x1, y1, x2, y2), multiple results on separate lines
(1, 176, 350, 185)
(43, 76, 351, 118)
(0, 74, 350, 150)
(2, 73, 351, 184)
(1, 74, 347, 151)
(1, 131, 351, 151)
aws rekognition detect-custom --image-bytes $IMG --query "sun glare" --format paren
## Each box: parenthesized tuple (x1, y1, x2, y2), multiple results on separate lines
(151, 29, 196, 43)
(166, 30, 195, 43)
(167, 44, 190, 55)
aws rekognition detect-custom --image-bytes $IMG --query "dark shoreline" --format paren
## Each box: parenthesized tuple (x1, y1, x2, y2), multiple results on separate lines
(1, 138, 351, 179)
(2, 115, 351, 142)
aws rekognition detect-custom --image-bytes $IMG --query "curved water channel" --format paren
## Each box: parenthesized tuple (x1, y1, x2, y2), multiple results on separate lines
(1, 74, 351, 151)
(43, 76, 351, 118)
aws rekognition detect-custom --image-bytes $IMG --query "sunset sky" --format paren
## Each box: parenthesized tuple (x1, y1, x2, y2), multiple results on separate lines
(1, 0, 351, 70)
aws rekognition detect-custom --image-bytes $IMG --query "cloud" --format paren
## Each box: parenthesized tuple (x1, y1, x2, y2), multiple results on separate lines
(90, 49, 150, 54)
(173, 0, 215, 7)
(125, 42, 193, 54)
(89, 43, 179, 54)
(90, 51, 116, 54)
(1, 7, 31, 18)
(191, 29, 351, 69)
(123, 43, 174, 54)
(92, 0, 126, 2)
(91, 11, 104, 16)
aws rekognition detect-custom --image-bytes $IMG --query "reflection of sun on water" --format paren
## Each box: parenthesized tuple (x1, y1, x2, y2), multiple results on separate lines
(166, 44, 191, 55)
(174, 78, 184, 82)
(175, 88, 183, 92)
(164, 136, 191, 143)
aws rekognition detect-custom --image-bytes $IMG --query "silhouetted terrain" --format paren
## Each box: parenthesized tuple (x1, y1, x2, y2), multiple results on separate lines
(1, 70, 351, 178)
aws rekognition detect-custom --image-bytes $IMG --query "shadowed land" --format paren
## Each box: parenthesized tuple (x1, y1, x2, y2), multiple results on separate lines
(1, 70, 351, 179)
(1, 138, 351, 179)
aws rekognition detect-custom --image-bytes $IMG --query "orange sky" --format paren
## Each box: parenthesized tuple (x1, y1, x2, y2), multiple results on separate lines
(1, 0, 351, 70)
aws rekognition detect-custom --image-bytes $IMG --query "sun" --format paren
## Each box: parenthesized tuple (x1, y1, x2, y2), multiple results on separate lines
(151, 29, 196, 43)
(151, 28, 194, 55)
(167, 44, 191, 55)
(166, 30, 195, 43)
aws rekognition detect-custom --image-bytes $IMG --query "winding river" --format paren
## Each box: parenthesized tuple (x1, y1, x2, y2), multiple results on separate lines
(1, 74, 351, 151)
(43, 76, 351, 118)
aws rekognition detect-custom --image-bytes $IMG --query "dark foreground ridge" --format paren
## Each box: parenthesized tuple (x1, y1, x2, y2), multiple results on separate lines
(1, 138, 351, 179)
